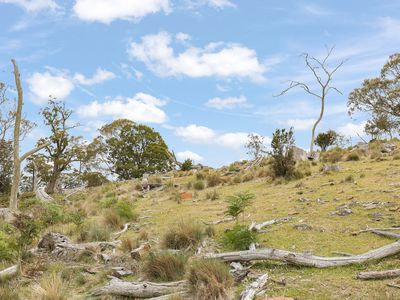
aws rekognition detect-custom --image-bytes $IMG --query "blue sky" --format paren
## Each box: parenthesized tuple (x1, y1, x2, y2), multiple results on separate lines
(1, 0, 399, 167)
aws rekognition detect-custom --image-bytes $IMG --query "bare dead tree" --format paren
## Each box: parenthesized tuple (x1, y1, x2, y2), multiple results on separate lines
(9, 59, 50, 211)
(276, 47, 345, 156)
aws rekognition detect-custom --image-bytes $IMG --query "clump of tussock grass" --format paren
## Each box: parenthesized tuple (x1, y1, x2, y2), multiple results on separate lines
(187, 259, 233, 300)
(162, 221, 204, 250)
(193, 180, 205, 190)
(142, 252, 188, 282)
(32, 271, 71, 300)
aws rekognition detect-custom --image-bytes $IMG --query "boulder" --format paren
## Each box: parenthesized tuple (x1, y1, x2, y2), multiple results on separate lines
(381, 143, 396, 153)
(354, 142, 369, 152)
(292, 147, 308, 161)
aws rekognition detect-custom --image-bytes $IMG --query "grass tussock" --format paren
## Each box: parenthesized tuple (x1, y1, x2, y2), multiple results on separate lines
(142, 252, 188, 282)
(32, 271, 71, 300)
(187, 259, 233, 300)
(162, 221, 204, 250)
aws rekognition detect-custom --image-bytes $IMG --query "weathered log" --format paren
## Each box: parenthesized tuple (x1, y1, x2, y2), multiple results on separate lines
(352, 227, 400, 235)
(357, 268, 400, 280)
(0, 265, 19, 281)
(239, 273, 269, 300)
(112, 267, 134, 278)
(35, 186, 54, 202)
(147, 291, 191, 299)
(203, 216, 234, 225)
(131, 242, 151, 260)
(230, 262, 250, 282)
(249, 217, 292, 232)
(91, 278, 189, 298)
(206, 240, 400, 268)
(113, 223, 132, 236)
(369, 230, 400, 239)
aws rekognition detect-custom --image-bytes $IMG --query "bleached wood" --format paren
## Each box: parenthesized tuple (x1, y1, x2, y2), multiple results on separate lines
(238, 273, 269, 300)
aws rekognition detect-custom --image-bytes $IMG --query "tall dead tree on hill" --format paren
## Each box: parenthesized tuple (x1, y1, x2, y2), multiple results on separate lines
(9, 59, 50, 211)
(277, 47, 345, 156)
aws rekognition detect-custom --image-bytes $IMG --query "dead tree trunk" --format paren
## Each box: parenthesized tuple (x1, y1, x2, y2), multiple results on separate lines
(9, 59, 49, 211)
(357, 269, 400, 280)
(0, 264, 19, 281)
(91, 278, 189, 298)
(239, 273, 269, 300)
(206, 240, 400, 268)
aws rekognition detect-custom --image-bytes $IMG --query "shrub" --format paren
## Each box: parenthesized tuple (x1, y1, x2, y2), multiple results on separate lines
(181, 159, 193, 171)
(66, 209, 86, 227)
(344, 174, 355, 183)
(41, 203, 64, 226)
(206, 173, 221, 187)
(81, 172, 109, 187)
(162, 221, 204, 250)
(222, 224, 258, 251)
(347, 152, 360, 161)
(225, 191, 255, 222)
(270, 128, 296, 178)
(103, 209, 123, 229)
(205, 225, 215, 237)
(142, 252, 188, 282)
(78, 222, 111, 242)
(0, 231, 18, 262)
(315, 130, 341, 151)
(193, 180, 205, 190)
(205, 190, 219, 201)
(187, 259, 233, 300)
(120, 236, 138, 252)
(320, 147, 345, 163)
(233, 175, 242, 184)
(114, 200, 136, 221)
(196, 172, 205, 180)
(293, 161, 312, 179)
(13, 214, 41, 249)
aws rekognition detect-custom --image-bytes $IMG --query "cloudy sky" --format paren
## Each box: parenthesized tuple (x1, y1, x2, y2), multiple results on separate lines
(1, 0, 399, 167)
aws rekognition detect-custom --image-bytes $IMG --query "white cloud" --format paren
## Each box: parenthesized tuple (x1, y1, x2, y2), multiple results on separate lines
(175, 124, 270, 151)
(176, 150, 203, 162)
(0, 0, 59, 12)
(73, 0, 171, 23)
(74, 68, 116, 85)
(77, 93, 167, 124)
(175, 124, 216, 143)
(285, 118, 316, 131)
(337, 121, 367, 137)
(27, 72, 74, 104)
(128, 31, 266, 82)
(206, 95, 248, 110)
(183, 0, 236, 9)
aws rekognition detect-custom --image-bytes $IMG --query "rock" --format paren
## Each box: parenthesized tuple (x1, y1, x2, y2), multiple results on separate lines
(335, 208, 353, 216)
(370, 212, 384, 221)
(112, 267, 134, 278)
(354, 142, 369, 152)
(293, 224, 312, 231)
(0, 208, 16, 223)
(381, 143, 397, 153)
(37, 232, 70, 251)
(180, 191, 193, 201)
(292, 146, 308, 161)
(323, 164, 341, 173)
(362, 201, 381, 210)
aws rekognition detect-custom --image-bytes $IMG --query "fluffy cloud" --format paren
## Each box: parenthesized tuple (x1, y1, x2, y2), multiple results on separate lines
(0, 0, 59, 12)
(73, 0, 170, 23)
(77, 93, 167, 124)
(176, 150, 203, 162)
(128, 31, 266, 82)
(74, 68, 116, 85)
(206, 95, 248, 110)
(27, 72, 74, 104)
(337, 122, 367, 137)
(175, 124, 270, 151)
(175, 124, 216, 143)
(184, 0, 235, 9)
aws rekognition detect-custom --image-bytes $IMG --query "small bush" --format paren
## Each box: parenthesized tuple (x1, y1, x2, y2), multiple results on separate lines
(78, 222, 111, 242)
(81, 172, 109, 187)
(103, 209, 123, 229)
(41, 203, 64, 226)
(347, 152, 360, 161)
(181, 159, 193, 171)
(114, 200, 136, 221)
(344, 174, 355, 183)
(321, 147, 345, 163)
(13, 214, 41, 249)
(187, 259, 233, 300)
(196, 172, 205, 180)
(66, 209, 86, 227)
(0, 230, 18, 262)
(233, 175, 242, 184)
(162, 221, 204, 250)
(205, 190, 219, 201)
(222, 224, 258, 251)
(270, 128, 296, 178)
(142, 252, 188, 282)
(206, 173, 221, 187)
(225, 191, 254, 222)
(193, 180, 205, 190)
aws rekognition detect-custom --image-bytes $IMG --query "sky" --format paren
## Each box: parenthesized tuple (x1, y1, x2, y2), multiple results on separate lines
(0, 0, 400, 167)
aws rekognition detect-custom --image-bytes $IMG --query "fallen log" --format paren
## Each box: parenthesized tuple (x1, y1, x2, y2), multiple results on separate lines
(90, 277, 189, 298)
(206, 240, 400, 268)
(249, 217, 292, 232)
(203, 216, 235, 225)
(239, 273, 269, 300)
(147, 291, 191, 299)
(230, 262, 250, 282)
(368, 230, 400, 239)
(131, 242, 151, 260)
(0, 265, 19, 281)
(357, 268, 400, 280)
(352, 227, 400, 235)
(113, 223, 132, 237)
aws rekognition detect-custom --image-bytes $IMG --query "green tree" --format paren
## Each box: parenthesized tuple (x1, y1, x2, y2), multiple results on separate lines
(225, 191, 255, 223)
(314, 130, 340, 152)
(364, 114, 398, 140)
(40, 100, 86, 194)
(245, 133, 267, 160)
(270, 127, 296, 178)
(98, 119, 174, 180)
(180, 159, 193, 171)
(348, 53, 400, 123)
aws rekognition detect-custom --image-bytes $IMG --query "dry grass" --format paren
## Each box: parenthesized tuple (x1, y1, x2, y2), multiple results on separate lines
(162, 221, 204, 250)
(142, 252, 188, 282)
(32, 271, 71, 300)
(187, 259, 233, 300)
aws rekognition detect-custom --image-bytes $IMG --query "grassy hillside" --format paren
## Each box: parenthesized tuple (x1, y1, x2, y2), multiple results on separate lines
(1, 140, 400, 299)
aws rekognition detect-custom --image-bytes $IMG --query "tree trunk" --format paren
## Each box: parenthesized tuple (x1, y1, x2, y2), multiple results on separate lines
(206, 240, 400, 268)
(46, 165, 60, 194)
(238, 273, 269, 300)
(9, 59, 23, 211)
(310, 94, 325, 155)
(91, 278, 189, 298)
